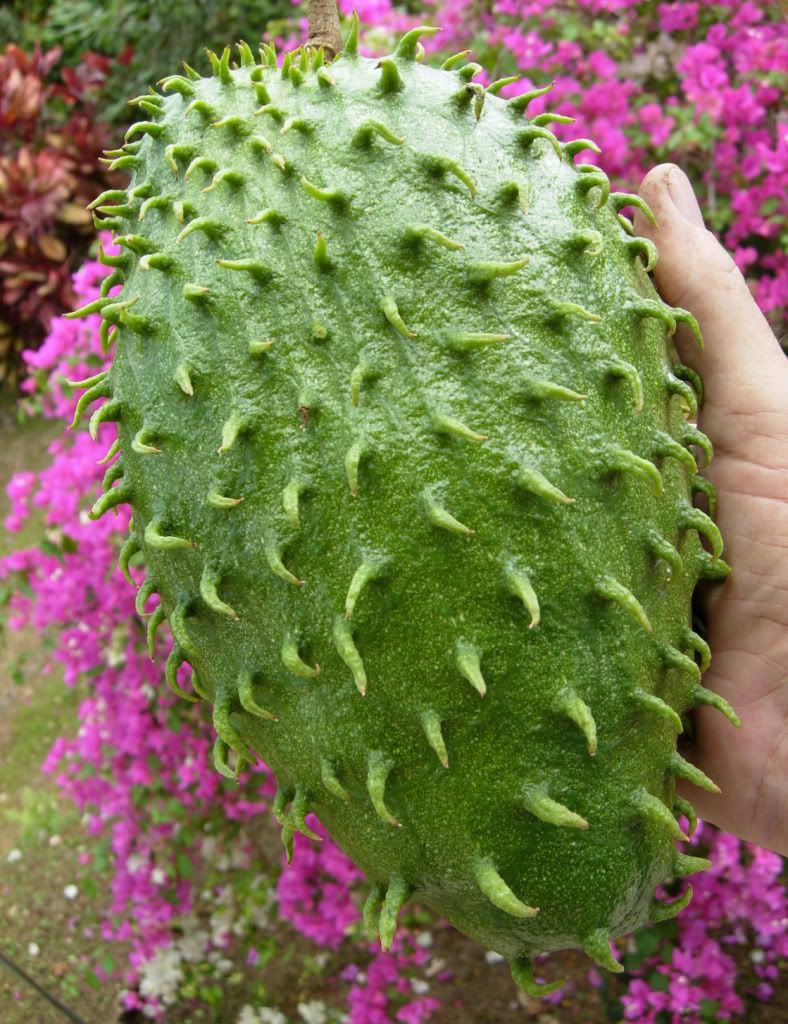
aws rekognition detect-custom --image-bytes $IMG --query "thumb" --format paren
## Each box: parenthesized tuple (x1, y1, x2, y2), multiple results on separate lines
(633, 164, 783, 412)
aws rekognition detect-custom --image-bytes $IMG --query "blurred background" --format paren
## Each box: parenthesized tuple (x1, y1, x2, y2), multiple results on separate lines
(0, 2, 785, 1022)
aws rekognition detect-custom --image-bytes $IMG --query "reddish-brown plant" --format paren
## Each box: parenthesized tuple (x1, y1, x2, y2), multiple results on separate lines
(0, 44, 115, 387)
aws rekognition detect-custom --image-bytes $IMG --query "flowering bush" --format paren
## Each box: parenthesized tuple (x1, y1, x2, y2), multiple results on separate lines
(612, 825, 785, 1021)
(0, 43, 116, 386)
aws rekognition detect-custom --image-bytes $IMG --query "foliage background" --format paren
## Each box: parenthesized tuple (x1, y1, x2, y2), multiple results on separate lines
(0, 0, 296, 122)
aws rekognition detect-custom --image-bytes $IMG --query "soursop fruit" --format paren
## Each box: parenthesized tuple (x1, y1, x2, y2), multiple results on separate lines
(71, 16, 739, 993)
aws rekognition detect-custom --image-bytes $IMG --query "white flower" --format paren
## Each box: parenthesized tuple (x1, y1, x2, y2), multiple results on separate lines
(151, 867, 167, 886)
(28, 943, 40, 957)
(138, 947, 183, 1004)
(250, 904, 272, 929)
(6, 848, 22, 863)
(250, 887, 277, 929)
(410, 979, 429, 995)
(259, 1009, 288, 1024)
(215, 884, 234, 905)
(415, 931, 433, 948)
(63, 884, 79, 900)
(237, 1006, 260, 1024)
(201, 836, 219, 860)
(126, 853, 146, 875)
(297, 1000, 328, 1024)
(210, 906, 236, 945)
(424, 957, 446, 977)
(751, 949, 765, 964)
(230, 843, 250, 868)
(485, 950, 504, 964)
(48, 834, 62, 848)
(177, 928, 209, 962)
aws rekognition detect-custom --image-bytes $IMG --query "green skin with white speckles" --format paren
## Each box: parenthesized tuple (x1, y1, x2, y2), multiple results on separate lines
(79, 24, 734, 994)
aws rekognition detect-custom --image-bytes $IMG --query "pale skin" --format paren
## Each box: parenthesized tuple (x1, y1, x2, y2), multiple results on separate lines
(634, 164, 788, 856)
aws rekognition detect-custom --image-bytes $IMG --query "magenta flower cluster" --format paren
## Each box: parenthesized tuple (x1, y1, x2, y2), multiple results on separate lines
(277, 818, 365, 950)
(617, 824, 786, 1022)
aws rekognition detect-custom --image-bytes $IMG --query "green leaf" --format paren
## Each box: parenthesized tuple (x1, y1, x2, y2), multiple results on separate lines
(700, 999, 720, 1021)
(761, 196, 780, 217)
(648, 970, 670, 992)
(40, 539, 64, 560)
(131, 784, 148, 808)
(176, 851, 193, 878)
(82, 876, 99, 901)
(634, 927, 661, 958)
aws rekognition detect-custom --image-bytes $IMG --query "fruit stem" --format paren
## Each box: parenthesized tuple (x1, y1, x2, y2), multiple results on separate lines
(307, 0, 343, 61)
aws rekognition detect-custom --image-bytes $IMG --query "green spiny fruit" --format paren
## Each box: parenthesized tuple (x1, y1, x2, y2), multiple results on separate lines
(71, 17, 739, 994)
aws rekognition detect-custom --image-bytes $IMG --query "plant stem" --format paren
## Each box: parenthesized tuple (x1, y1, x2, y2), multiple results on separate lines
(307, 0, 343, 61)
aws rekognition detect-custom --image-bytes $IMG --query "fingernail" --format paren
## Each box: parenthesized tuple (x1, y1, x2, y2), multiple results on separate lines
(666, 166, 705, 228)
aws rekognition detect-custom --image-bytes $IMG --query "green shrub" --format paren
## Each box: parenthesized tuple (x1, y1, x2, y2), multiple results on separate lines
(0, 0, 296, 123)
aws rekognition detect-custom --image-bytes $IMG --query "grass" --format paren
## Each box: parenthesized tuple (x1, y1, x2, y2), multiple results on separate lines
(1, 684, 79, 824)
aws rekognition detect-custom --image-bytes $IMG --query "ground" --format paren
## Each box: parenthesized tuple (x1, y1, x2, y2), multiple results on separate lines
(0, 401, 784, 1023)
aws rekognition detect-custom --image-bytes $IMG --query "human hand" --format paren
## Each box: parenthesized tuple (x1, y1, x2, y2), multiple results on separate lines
(634, 164, 788, 855)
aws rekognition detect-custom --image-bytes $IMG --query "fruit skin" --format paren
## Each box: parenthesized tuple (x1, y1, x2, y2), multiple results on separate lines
(72, 19, 738, 994)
